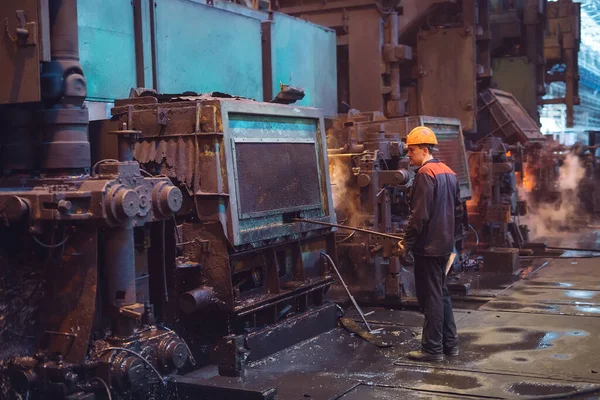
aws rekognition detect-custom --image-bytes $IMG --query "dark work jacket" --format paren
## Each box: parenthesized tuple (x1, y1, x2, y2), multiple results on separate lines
(403, 159, 462, 256)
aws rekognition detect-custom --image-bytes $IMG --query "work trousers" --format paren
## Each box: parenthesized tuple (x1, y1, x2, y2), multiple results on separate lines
(413, 254, 458, 354)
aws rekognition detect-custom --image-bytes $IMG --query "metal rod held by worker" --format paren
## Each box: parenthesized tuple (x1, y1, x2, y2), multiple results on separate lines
(293, 218, 403, 241)
(445, 253, 456, 276)
(546, 246, 600, 253)
(321, 252, 372, 332)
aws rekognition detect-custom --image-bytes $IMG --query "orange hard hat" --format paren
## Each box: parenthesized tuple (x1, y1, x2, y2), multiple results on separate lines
(407, 126, 438, 146)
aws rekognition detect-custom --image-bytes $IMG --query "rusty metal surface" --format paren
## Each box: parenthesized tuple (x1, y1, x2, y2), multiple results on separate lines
(114, 95, 336, 247)
(235, 141, 322, 217)
(37, 226, 97, 363)
(477, 88, 545, 144)
(417, 27, 477, 132)
(544, 0, 581, 128)
(492, 57, 539, 121)
(0, 0, 43, 104)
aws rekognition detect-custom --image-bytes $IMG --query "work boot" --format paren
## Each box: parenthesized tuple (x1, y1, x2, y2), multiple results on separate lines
(444, 346, 459, 357)
(407, 350, 443, 362)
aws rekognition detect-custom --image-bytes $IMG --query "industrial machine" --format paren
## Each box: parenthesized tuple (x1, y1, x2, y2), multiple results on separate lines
(326, 111, 471, 304)
(0, 0, 338, 398)
(489, 0, 580, 127)
(275, 0, 579, 261)
(107, 91, 338, 378)
(0, 1, 191, 398)
(466, 88, 546, 248)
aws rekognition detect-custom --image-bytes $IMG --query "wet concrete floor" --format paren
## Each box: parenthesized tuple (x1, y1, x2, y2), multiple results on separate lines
(180, 231, 600, 399)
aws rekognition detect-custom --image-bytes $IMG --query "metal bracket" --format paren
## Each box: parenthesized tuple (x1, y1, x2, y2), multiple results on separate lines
(157, 107, 168, 125)
(4, 10, 37, 47)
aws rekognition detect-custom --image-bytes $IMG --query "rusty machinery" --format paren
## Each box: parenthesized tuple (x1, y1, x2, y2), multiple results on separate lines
(326, 112, 471, 304)
(467, 88, 551, 248)
(488, 0, 581, 127)
(106, 92, 338, 381)
(277, 0, 491, 133)
(276, 0, 581, 238)
(0, 1, 337, 399)
(0, 0, 195, 399)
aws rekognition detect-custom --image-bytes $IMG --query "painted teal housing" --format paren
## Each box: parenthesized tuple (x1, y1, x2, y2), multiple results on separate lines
(77, 0, 337, 114)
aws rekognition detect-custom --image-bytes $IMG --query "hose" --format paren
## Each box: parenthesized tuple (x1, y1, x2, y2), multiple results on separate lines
(468, 224, 479, 246)
(89, 377, 112, 400)
(32, 234, 70, 248)
(337, 231, 356, 244)
(91, 159, 119, 177)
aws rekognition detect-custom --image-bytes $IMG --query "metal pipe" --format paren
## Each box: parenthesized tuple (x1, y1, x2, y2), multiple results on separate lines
(545, 246, 600, 253)
(292, 218, 403, 240)
(389, 12, 400, 101)
(41, 0, 90, 173)
(180, 286, 215, 314)
(49, 0, 80, 60)
(104, 227, 137, 308)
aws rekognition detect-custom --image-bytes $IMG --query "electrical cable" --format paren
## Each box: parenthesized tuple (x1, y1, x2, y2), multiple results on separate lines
(337, 230, 356, 244)
(32, 234, 70, 249)
(89, 377, 112, 400)
(91, 159, 119, 177)
(173, 215, 182, 244)
(139, 169, 153, 177)
(468, 224, 480, 246)
(161, 221, 169, 302)
(90, 347, 165, 385)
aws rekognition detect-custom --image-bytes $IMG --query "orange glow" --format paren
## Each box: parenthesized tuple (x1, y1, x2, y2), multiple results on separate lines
(522, 175, 535, 192)
(516, 164, 536, 193)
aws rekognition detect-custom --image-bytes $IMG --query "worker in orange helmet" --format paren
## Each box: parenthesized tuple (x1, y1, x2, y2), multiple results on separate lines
(397, 126, 462, 362)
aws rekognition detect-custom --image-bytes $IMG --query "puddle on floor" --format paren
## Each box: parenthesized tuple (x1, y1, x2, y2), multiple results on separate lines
(506, 382, 578, 396)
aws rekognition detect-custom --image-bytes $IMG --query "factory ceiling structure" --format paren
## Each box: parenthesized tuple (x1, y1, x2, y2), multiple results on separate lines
(541, 0, 600, 140)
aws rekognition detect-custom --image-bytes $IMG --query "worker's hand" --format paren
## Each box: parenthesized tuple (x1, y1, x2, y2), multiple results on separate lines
(397, 241, 407, 258)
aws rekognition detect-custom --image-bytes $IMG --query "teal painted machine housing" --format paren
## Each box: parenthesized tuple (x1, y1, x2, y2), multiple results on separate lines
(78, 0, 137, 101)
(77, 0, 338, 115)
(153, 0, 263, 100)
(220, 101, 336, 246)
(268, 12, 338, 116)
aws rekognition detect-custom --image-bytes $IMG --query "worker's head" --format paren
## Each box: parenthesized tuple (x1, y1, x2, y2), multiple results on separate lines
(406, 126, 438, 166)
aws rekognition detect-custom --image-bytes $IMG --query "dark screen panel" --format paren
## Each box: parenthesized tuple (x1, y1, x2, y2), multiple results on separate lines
(235, 142, 322, 216)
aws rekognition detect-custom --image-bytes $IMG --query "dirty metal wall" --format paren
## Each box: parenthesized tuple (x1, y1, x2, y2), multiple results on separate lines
(266, 13, 337, 116)
(492, 57, 539, 121)
(153, 0, 263, 99)
(417, 27, 477, 133)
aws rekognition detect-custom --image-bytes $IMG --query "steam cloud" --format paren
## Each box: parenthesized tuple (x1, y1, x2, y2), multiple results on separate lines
(329, 155, 359, 227)
(520, 153, 587, 240)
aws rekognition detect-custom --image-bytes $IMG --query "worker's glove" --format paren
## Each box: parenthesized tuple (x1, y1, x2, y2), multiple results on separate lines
(397, 241, 407, 258)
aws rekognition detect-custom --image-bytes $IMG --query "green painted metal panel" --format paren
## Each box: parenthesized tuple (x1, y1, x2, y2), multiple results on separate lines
(154, 0, 263, 100)
(78, 0, 137, 101)
(270, 13, 337, 116)
(492, 57, 538, 121)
